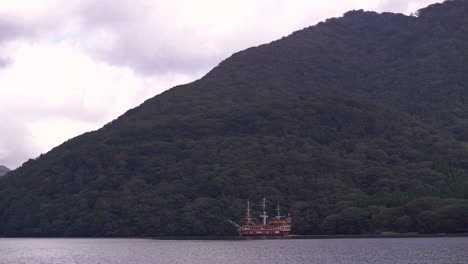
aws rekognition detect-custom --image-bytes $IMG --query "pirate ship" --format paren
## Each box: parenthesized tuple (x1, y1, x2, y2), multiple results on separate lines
(230, 198, 292, 236)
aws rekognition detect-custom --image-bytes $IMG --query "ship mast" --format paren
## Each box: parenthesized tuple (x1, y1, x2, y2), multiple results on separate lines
(260, 197, 268, 225)
(245, 200, 253, 224)
(275, 203, 283, 220)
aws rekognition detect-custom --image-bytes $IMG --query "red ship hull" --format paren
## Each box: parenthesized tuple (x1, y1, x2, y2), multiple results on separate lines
(240, 230, 290, 236)
(239, 218, 292, 237)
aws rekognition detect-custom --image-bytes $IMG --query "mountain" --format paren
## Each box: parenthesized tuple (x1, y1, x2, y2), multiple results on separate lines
(1, 0, 467, 237)
(0, 166, 10, 177)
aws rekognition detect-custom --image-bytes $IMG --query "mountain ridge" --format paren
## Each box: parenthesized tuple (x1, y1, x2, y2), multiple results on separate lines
(1, 0, 467, 236)
(0, 166, 10, 177)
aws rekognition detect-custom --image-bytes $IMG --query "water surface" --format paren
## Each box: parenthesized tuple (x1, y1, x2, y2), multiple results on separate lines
(0, 237, 467, 264)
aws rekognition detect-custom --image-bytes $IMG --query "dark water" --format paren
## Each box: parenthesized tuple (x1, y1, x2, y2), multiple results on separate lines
(0, 237, 467, 264)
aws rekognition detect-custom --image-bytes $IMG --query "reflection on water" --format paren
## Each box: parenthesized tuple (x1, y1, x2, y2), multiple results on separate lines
(0, 237, 467, 264)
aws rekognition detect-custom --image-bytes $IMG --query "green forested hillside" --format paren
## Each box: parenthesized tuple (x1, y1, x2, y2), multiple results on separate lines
(1, 0, 467, 236)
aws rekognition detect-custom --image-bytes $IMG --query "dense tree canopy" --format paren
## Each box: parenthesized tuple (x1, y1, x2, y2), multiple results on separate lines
(1, 0, 467, 236)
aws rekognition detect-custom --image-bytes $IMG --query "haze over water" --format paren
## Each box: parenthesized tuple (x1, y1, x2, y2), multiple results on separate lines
(0, 237, 467, 264)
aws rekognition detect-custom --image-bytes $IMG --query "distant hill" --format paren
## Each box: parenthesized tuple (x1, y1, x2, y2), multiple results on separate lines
(0, 0, 467, 237)
(0, 166, 10, 177)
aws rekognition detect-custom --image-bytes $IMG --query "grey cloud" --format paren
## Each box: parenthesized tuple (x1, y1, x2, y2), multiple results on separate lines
(88, 39, 219, 75)
(72, 0, 222, 75)
(377, 0, 411, 13)
(78, 0, 142, 27)
(10, 102, 107, 124)
(0, 117, 41, 169)
(0, 17, 28, 42)
(377, 0, 442, 14)
(0, 0, 445, 76)
(3, 88, 118, 123)
(0, 18, 29, 69)
(58, 0, 445, 76)
(0, 57, 12, 68)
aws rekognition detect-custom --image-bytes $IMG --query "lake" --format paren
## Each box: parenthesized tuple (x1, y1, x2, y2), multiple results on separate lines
(0, 237, 467, 264)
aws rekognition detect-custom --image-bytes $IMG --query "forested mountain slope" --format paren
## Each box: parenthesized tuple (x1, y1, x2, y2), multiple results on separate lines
(1, 0, 467, 236)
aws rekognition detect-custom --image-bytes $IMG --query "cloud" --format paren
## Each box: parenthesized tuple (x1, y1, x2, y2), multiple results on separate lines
(377, 0, 413, 12)
(377, 0, 445, 14)
(0, 40, 199, 168)
(70, 0, 262, 75)
(0, 0, 442, 76)
(0, 57, 11, 68)
(0, 117, 40, 169)
(0, 0, 444, 168)
(0, 18, 27, 43)
(27, 0, 384, 76)
(62, 0, 442, 75)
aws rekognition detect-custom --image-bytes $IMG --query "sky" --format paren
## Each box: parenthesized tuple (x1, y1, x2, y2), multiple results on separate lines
(0, 0, 444, 169)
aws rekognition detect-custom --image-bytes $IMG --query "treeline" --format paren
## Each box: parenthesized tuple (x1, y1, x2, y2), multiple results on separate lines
(1, 97, 467, 236)
(295, 197, 468, 235)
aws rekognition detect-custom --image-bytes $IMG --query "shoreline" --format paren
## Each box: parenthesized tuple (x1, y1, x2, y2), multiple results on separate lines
(152, 233, 468, 240)
(2, 233, 467, 240)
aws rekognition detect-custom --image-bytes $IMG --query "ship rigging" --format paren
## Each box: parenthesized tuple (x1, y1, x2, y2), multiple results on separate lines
(230, 197, 292, 236)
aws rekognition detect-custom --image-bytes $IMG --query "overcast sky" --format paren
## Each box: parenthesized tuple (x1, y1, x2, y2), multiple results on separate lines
(0, 0, 443, 169)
